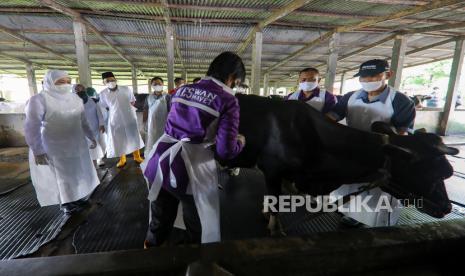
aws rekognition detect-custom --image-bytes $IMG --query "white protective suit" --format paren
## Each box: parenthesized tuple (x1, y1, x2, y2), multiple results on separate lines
(25, 70, 100, 206)
(144, 93, 169, 156)
(99, 86, 144, 158)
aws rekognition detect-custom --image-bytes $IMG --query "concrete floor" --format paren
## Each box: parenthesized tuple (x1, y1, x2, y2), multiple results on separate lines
(0, 144, 464, 260)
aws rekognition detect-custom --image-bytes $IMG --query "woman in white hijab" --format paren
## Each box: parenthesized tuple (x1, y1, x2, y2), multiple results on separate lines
(25, 70, 100, 214)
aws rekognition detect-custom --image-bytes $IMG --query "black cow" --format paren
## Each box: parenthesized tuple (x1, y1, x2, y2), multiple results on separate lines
(222, 94, 458, 233)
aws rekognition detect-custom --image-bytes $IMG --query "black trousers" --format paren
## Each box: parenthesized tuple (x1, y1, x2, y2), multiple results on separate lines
(146, 188, 202, 246)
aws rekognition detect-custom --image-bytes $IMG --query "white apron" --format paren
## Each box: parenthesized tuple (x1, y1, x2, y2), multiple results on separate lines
(141, 133, 220, 244)
(84, 99, 104, 160)
(145, 94, 168, 157)
(331, 86, 401, 227)
(104, 88, 144, 157)
(29, 91, 100, 206)
(97, 102, 108, 157)
(288, 89, 326, 112)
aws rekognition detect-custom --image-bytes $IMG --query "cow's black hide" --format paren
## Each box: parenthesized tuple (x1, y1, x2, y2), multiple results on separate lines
(220, 94, 457, 218)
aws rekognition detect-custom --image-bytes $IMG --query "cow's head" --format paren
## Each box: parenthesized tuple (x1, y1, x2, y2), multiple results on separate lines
(372, 122, 458, 218)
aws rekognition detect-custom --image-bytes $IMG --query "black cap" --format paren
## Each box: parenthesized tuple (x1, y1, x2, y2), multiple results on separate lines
(354, 59, 390, 77)
(102, 71, 115, 80)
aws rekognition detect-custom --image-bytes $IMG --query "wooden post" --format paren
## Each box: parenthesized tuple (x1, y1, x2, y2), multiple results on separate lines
(131, 65, 138, 94)
(251, 31, 263, 96)
(439, 38, 465, 135)
(166, 25, 175, 91)
(26, 63, 38, 96)
(388, 35, 408, 90)
(324, 33, 340, 92)
(73, 20, 92, 87)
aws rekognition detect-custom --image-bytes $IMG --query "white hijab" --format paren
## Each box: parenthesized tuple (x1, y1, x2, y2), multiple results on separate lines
(43, 70, 70, 94)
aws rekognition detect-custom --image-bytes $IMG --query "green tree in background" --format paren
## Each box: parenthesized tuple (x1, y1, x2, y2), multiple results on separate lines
(402, 60, 452, 90)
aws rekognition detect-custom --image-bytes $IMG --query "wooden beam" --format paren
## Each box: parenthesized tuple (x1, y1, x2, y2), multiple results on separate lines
(0, 25, 74, 64)
(324, 33, 340, 92)
(160, 0, 184, 70)
(405, 21, 465, 34)
(236, 0, 313, 54)
(264, 0, 464, 73)
(37, 0, 133, 66)
(439, 38, 465, 135)
(26, 63, 38, 96)
(73, 20, 92, 87)
(388, 35, 408, 90)
(131, 65, 138, 94)
(166, 25, 175, 91)
(251, 32, 263, 95)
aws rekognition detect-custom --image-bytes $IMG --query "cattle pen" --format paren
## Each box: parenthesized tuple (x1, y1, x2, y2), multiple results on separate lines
(1, 0, 465, 275)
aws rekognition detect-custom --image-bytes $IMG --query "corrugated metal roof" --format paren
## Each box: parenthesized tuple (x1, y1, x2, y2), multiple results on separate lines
(0, 0, 463, 85)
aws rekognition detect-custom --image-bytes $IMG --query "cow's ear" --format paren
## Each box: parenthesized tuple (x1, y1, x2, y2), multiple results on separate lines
(372, 121, 396, 136)
(383, 144, 414, 161)
(437, 144, 460, 156)
(414, 128, 427, 134)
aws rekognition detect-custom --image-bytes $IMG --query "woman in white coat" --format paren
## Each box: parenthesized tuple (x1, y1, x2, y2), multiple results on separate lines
(143, 76, 170, 157)
(25, 70, 100, 214)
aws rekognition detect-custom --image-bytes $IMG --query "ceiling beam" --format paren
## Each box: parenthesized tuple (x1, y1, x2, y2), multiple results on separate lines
(236, 0, 314, 54)
(265, 0, 465, 74)
(404, 21, 465, 34)
(37, 0, 133, 66)
(0, 24, 74, 64)
(340, 36, 462, 74)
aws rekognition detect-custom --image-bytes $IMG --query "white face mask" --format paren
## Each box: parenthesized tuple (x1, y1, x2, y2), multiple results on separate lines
(106, 81, 117, 89)
(55, 84, 72, 93)
(152, 85, 163, 92)
(360, 80, 383, 92)
(299, 81, 318, 92)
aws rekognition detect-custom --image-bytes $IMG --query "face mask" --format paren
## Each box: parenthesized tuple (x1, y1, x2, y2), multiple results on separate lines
(152, 85, 163, 92)
(299, 81, 318, 92)
(55, 84, 72, 93)
(106, 81, 117, 89)
(360, 80, 383, 92)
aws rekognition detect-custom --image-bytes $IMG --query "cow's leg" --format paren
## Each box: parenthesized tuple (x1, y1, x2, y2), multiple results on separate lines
(263, 173, 286, 237)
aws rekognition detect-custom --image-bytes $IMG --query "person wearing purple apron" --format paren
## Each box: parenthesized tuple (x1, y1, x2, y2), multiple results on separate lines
(141, 52, 246, 246)
(285, 67, 337, 114)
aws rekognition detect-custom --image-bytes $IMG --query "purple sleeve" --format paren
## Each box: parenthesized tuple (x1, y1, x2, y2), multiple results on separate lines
(322, 91, 337, 114)
(24, 94, 46, 155)
(215, 95, 244, 160)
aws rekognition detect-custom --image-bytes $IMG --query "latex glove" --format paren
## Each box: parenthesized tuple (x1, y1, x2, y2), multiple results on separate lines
(89, 139, 97, 149)
(237, 134, 246, 147)
(35, 154, 49, 165)
(99, 126, 105, 133)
